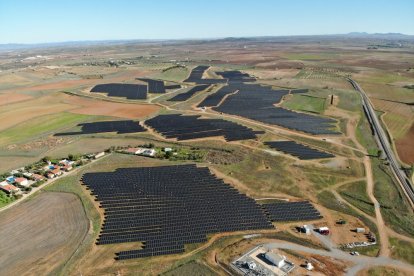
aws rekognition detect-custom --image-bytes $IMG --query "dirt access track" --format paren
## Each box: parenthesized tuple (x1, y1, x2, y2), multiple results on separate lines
(0, 192, 89, 276)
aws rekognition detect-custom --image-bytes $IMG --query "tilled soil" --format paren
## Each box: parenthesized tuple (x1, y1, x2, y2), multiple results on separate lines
(0, 192, 89, 276)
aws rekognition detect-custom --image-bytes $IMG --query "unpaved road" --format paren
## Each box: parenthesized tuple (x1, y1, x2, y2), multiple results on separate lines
(0, 192, 89, 276)
(266, 240, 414, 276)
(364, 156, 390, 257)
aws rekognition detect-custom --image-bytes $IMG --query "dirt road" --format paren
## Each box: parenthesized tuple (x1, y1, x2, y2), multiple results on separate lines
(364, 156, 390, 257)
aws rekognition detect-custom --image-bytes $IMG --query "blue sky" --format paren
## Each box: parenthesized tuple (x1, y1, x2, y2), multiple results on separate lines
(0, 0, 413, 43)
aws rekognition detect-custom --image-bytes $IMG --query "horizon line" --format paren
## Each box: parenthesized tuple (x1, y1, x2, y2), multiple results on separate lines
(1, 32, 412, 46)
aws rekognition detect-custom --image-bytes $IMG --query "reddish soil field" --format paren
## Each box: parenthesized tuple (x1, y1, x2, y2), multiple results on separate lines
(0, 93, 33, 106)
(396, 123, 414, 165)
(9, 69, 150, 93)
(0, 192, 88, 276)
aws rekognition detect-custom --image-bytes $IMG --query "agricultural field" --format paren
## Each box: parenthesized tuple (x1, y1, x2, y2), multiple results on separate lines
(0, 35, 413, 275)
(0, 192, 88, 276)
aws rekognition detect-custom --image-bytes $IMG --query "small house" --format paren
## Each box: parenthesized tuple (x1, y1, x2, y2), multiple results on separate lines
(51, 168, 62, 177)
(14, 177, 29, 187)
(0, 184, 20, 194)
(141, 149, 156, 157)
(126, 148, 140, 154)
(32, 174, 45, 182)
(61, 164, 73, 172)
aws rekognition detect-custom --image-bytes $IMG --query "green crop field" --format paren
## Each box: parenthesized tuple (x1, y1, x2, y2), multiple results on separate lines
(282, 94, 326, 114)
(0, 112, 97, 146)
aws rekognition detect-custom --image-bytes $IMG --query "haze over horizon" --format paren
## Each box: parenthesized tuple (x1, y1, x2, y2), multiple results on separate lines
(1, 0, 413, 44)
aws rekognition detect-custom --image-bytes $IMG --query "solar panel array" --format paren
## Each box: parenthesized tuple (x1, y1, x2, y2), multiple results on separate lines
(290, 89, 309, 94)
(264, 141, 335, 160)
(138, 78, 166, 94)
(197, 85, 238, 107)
(167, 84, 210, 102)
(213, 83, 338, 135)
(184, 65, 227, 84)
(165, 84, 182, 90)
(262, 201, 322, 222)
(216, 71, 256, 83)
(81, 164, 273, 260)
(145, 114, 263, 141)
(90, 83, 147, 99)
(55, 120, 146, 136)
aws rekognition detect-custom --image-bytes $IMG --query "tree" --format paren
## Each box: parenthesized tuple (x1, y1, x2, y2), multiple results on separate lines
(42, 156, 51, 163)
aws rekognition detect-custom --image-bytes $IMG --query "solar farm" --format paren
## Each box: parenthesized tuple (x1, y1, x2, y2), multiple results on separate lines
(137, 78, 166, 93)
(264, 141, 335, 160)
(212, 83, 338, 135)
(90, 83, 148, 99)
(262, 201, 322, 222)
(55, 120, 146, 136)
(197, 85, 238, 107)
(81, 164, 273, 260)
(167, 84, 210, 102)
(2, 30, 410, 276)
(145, 114, 263, 141)
(184, 65, 227, 84)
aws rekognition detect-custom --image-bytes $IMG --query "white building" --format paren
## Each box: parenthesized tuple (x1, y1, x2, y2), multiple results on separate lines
(264, 252, 286, 268)
(95, 152, 105, 159)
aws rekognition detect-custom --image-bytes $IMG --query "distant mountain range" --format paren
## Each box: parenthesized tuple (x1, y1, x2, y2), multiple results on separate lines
(1, 33, 413, 51)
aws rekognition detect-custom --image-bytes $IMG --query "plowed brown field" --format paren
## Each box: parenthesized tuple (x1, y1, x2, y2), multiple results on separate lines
(0, 192, 88, 276)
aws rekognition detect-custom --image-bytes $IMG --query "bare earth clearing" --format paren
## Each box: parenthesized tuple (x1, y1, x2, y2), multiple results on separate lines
(0, 192, 89, 276)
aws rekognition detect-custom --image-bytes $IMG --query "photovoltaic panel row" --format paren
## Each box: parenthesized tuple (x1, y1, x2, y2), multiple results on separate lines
(165, 84, 182, 90)
(167, 84, 210, 102)
(213, 84, 339, 135)
(216, 71, 256, 83)
(264, 141, 334, 160)
(290, 89, 309, 94)
(55, 120, 146, 136)
(197, 85, 238, 107)
(90, 83, 147, 99)
(145, 114, 263, 141)
(81, 164, 273, 260)
(137, 78, 166, 93)
(262, 201, 322, 222)
(184, 65, 227, 84)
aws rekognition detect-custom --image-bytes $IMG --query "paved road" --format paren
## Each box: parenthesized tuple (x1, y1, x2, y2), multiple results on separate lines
(348, 78, 414, 208)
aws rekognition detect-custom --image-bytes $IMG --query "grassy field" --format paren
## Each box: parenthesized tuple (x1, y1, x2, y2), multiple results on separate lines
(389, 237, 414, 265)
(362, 266, 410, 276)
(356, 110, 379, 155)
(371, 157, 414, 236)
(154, 66, 190, 82)
(282, 94, 326, 114)
(214, 149, 299, 197)
(338, 180, 376, 216)
(162, 261, 216, 276)
(0, 112, 97, 146)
